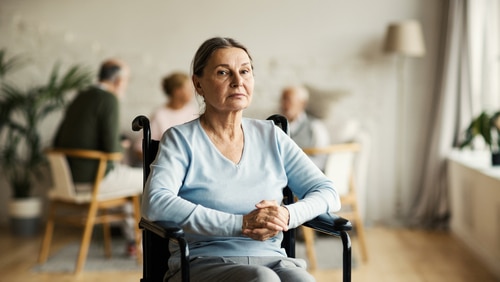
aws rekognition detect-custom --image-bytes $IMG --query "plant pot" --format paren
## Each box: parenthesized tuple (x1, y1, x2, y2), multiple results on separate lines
(492, 152, 500, 166)
(8, 197, 42, 237)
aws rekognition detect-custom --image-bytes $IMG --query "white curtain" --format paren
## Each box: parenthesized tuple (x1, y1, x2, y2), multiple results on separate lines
(410, 0, 499, 228)
(469, 0, 500, 113)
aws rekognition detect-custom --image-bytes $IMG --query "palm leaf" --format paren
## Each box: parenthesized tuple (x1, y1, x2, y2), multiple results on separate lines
(58, 64, 93, 92)
(37, 64, 92, 121)
(45, 63, 61, 94)
(0, 83, 27, 130)
(477, 112, 492, 147)
(0, 49, 26, 80)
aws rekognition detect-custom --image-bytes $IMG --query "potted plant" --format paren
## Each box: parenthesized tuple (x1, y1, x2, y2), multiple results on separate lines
(459, 110, 500, 166)
(0, 49, 92, 236)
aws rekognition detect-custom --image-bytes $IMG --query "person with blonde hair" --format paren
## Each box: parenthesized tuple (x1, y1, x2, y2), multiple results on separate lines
(134, 71, 199, 155)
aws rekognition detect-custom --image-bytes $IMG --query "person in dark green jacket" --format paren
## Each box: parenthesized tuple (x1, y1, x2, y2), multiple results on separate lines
(53, 59, 142, 257)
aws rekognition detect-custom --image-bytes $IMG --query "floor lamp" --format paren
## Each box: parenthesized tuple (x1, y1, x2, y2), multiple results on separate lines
(383, 20, 426, 219)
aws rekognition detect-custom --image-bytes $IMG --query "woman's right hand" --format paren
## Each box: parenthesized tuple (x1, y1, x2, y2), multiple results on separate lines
(242, 200, 289, 241)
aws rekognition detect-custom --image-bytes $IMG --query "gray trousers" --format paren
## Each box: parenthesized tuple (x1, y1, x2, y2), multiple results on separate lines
(165, 256, 315, 282)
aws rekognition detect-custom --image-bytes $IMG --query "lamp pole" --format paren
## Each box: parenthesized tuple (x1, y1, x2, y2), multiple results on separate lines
(383, 19, 426, 222)
(395, 54, 406, 219)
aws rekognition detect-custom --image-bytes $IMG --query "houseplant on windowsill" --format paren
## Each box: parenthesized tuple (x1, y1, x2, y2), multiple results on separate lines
(0, 49, 92, 236)
(459, 110, 500, 166)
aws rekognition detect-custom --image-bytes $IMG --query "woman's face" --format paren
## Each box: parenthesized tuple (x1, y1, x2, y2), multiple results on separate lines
(193, 47, 254, 114)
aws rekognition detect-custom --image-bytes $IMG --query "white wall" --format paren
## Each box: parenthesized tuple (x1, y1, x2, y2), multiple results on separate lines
(0, 0, 442, 226)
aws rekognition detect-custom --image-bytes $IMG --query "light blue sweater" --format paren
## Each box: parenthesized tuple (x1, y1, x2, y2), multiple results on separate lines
(142, 117, 340, 259)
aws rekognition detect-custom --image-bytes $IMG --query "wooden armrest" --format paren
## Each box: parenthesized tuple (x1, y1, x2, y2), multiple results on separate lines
(139, 217, 185, 239)
(47, 148, 123, 161)
(303, 213, 352, 236)
(303, 143, 361, 155)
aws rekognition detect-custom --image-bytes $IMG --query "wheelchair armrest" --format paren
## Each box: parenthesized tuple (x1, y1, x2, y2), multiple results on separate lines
(139, 218, 189, 281)
(139, 217, 185, 239)
(302, 213, 352, 236)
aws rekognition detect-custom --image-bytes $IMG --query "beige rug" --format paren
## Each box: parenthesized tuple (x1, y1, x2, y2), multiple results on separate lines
(33, 239, 141, 273)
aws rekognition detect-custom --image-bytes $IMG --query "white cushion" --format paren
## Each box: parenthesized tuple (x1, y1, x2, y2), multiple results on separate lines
(304, 84, 350, 119)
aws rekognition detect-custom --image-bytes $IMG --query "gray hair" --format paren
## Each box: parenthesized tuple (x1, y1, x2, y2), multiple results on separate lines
(284, 85, 310, 102)
(191, 37, 253, 77)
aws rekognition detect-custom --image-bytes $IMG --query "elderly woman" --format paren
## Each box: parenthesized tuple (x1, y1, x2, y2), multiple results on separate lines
(142, 37, 340, 282)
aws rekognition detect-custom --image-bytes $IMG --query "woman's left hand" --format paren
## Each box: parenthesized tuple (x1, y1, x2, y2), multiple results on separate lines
(242, 200, 290, 241)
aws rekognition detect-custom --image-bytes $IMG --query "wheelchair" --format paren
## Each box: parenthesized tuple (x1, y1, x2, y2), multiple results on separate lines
(132, 114, 352, 282)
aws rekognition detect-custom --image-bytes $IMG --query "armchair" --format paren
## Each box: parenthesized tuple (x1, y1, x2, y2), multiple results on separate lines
(38, 149, 142, 274)
(302, 143, 369, 268)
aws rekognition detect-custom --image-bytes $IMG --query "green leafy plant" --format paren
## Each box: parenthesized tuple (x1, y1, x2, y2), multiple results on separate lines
(0, 49, 93, 198)
(460, 110, 500, 152)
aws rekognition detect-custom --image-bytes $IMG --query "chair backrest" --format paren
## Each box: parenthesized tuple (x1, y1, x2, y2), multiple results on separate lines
(304, 143, 361, 196)
(46, 151, 77, 199)
(324, 143, 360, 196)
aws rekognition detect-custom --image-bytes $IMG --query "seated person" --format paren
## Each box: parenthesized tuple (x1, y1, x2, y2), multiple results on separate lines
(53, 59, 143, 257)
(142, 37, 340, 282)
(134, 72, 199, 156)
(280, 85, 330, 169)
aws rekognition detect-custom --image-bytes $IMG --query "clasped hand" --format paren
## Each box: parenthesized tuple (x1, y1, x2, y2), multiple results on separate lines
(242, 200, 290, 241)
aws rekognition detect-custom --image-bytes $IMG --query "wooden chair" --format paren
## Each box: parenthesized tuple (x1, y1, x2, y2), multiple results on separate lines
(132, 114, 353, 282)
(38, 149, 142, 274)
(302, 143, 369, 270)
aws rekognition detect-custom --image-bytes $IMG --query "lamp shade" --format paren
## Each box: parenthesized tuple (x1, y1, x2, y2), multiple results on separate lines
(383, 20, 426, 57)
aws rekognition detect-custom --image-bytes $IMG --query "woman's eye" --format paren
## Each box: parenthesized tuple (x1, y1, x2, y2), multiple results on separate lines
(217, 70, 228, 75)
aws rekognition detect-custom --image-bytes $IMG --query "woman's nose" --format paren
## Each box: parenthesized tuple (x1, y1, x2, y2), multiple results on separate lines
(231, 74, 243, 87)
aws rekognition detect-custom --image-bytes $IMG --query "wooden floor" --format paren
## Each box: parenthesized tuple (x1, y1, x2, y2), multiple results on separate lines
(0, 225, 497, 282)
